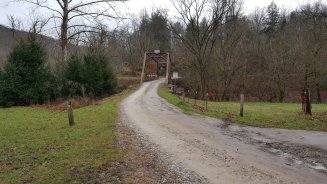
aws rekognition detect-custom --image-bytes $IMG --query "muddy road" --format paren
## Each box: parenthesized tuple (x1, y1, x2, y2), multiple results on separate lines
(120, 79, 327, 184)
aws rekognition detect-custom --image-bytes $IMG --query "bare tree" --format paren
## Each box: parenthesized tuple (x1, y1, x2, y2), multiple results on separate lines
(298, 2, 327, 103)
(212, 16, 246, 101)
(29, 15, 52, 35)
(14, 0, 126, 63)
(171, 1, 327, 103)
(249, 8, 266, 33)
(169, 0, 239, 98)
(7, 15, 22, 37)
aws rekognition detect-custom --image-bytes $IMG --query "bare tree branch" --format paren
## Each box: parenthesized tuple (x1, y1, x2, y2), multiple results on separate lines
(13, 0, 127, 62)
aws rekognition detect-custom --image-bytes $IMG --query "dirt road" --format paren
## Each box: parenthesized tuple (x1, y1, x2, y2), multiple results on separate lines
(120, 79, 327, 184)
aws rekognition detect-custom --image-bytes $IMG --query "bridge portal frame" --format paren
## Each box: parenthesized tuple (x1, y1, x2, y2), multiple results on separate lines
(141, 52, 171, 84)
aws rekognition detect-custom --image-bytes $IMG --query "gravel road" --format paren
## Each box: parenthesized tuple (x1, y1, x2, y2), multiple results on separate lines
(120, 79, 327, 184)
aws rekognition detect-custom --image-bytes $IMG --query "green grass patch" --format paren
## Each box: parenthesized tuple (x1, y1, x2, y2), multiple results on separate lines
(158, 84, 327, 132)
(0, 90, 132, 184)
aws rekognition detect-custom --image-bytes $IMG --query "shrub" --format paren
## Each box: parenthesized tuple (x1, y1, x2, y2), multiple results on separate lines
(81, 52, 117, 96)
(63, 52, 117, 98)
(64, 54, 84, 96)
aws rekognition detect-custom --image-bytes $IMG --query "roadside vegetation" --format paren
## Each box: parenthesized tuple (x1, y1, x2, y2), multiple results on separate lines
(0, 90, 131, 183)
(0, 33, 118, 108)
(158, 84, 327, 132)
(1, 0, 326, 107)
(170, 0, 327, 104)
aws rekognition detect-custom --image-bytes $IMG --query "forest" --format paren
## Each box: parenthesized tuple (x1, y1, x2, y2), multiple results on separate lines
(120, 0, 327, 103)
(0, 0, 326, 106)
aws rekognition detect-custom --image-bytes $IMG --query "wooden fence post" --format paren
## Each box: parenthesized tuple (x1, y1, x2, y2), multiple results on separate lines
(187, 90, 190, 103)
(183, 91, 185, 102)
(67, 99, 75, 126)
(240, 94, 244, 117)
(205, 93, 208, 110)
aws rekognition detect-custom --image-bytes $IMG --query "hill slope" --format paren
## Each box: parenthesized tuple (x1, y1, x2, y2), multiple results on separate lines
(0, 25, 60, 67)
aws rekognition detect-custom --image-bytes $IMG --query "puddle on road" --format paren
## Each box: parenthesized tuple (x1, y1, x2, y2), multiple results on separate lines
(309, 163, 327, 172)
(268, 147, 327, 173)
(294, 160, 303, 165)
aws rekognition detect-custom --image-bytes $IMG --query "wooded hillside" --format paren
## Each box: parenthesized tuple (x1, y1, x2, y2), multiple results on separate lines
(0, 24, 60, 67)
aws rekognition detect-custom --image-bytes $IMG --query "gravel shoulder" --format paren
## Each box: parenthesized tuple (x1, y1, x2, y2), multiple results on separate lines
(114, 114, 204, 183)
(119, 79, 327, 184)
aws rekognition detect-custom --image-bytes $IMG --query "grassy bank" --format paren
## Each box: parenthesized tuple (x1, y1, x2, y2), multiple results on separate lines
(0, 90, 131, 184)
(158, 84, 327, 132)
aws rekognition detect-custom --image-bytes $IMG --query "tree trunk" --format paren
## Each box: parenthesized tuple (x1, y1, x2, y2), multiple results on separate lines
(200, 76, 206, 100)
(316, 85, 321, 104)
(61, 2, 69, 63)
(304, 68, 308, 88)
(199, 64, 207, 100)
(278, 89, 285, 103)
(276, 81, 285, 103)
(305, 88, 312, 115)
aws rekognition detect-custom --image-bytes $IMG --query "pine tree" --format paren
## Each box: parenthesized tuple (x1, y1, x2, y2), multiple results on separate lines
(64, 54, 83, 96)
(81, 52, 117, 97)
(0, 35, 54, 106)
(265, 1, 280, 34)
(149, 11, 170, 51)
(139, 10, 170, 51)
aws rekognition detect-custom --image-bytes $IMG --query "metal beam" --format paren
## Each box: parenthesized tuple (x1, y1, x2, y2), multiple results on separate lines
(165, 53, 170, 84)
(142, 52, 172, 83)
(141, 52, 147, 83)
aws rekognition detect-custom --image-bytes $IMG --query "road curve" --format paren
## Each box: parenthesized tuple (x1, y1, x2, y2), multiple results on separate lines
(120, 79, 327, 184)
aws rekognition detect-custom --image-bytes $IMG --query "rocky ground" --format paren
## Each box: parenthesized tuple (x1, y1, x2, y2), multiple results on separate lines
(113, 118, 203, 183)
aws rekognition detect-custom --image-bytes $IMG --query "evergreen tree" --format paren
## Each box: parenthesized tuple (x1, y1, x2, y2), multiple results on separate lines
(64, 54, 83, 96)
(139, 10, 170, 51)
(81, 52, 117, 96)
(265, 1, 280, 34)
(61, 51, 117, 98)
(66, 54, 83, 82)
(139, 11, 150, 34)
(0, 36, 53, 106)
(149, 11, 170, 51)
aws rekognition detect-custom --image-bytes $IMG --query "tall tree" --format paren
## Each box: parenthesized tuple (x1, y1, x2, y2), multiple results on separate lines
(138, 10, 170, 51)
(265, 1, 280, 35)
(299, 2, 327, 103)
(148, 11, 170, 51)
(0, 35, 54, 106)
(212, 16, 246, 101)
(170, 0, 239, 98)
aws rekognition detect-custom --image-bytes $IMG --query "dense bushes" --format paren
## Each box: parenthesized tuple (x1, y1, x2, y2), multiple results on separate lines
(64, 52, 117, 97)
(0, 36, 117, 107)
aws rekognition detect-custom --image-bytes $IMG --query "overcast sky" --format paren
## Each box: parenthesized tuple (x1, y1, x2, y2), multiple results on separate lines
(0, 0, 324, 31)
